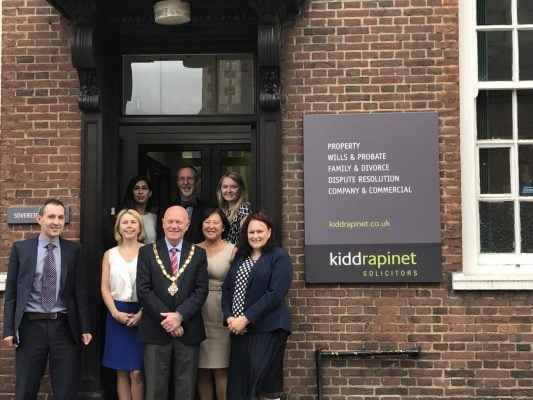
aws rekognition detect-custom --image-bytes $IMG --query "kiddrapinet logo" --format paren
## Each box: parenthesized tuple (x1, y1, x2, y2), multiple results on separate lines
(329, 251, 419, 277)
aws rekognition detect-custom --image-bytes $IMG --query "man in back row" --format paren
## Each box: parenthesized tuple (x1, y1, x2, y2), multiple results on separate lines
(157, 164, 213, 243)
(3, 199, 92, 400)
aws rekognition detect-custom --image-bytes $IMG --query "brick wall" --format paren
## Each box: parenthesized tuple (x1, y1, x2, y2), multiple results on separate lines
(281, 1, 533, 399)
(2, 0, 533, 399)
(0, 0, 81, 396)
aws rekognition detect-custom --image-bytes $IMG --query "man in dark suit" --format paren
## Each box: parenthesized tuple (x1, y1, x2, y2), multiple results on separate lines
(2, 199, 92, 400)
(156, 165, 213, 243)
(137, 205, 208, 400)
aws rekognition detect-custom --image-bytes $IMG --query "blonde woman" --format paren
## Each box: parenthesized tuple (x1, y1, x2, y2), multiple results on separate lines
(101, 209, 146, 400)
(217, 172, 252, 245)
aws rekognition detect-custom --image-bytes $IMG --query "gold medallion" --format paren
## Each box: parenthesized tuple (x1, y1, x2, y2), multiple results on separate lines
(153, 243, 195, 296)
(168, 282, 178, 296)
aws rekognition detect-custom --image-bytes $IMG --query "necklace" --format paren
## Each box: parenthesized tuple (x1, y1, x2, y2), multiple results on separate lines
(152, 243, 195, 296)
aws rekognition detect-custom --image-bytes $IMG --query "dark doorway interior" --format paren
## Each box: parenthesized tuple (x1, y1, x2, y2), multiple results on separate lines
(119, 125, 255, 213)
(139, 143, 253, 209)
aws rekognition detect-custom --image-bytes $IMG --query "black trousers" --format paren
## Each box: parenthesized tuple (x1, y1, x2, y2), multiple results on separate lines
(15, 314, 80, 400)
(144, 339, 199, 400)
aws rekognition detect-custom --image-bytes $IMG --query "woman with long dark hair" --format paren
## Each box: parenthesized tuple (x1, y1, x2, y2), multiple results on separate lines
(123, 175, 157, 243)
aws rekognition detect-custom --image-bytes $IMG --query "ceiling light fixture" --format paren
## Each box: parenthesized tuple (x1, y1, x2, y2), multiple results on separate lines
(154, 0, 191, 25)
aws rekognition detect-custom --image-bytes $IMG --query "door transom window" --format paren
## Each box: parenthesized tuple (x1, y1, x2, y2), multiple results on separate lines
(123, 54, 255, 115)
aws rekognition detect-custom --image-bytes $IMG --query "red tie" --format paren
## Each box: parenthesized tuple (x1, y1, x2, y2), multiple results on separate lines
(170, 248, 178, 275)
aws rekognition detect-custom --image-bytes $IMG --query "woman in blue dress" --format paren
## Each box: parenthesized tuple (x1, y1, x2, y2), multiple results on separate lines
(101, 209, 146, 399)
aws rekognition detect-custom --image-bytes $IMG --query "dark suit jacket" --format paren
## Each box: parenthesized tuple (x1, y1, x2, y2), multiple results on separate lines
(2, 236, 91, 344)
(136, 238, 209, 345)
(156, 198, 213, 244)
(221, 247, 293, 334)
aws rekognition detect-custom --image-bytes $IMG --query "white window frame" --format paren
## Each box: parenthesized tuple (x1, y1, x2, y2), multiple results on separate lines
(454, 0, 533, 290)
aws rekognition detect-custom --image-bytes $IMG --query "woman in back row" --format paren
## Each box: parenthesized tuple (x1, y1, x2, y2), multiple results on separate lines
(217, 172, 252, 246)
(123, 175, 157, 243)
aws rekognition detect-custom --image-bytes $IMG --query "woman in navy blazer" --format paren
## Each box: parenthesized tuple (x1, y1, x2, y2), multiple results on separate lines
(221, 211, 292, 400)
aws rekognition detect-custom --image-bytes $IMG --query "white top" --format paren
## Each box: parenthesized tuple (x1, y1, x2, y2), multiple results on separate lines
(142, 212, 157, 244)
(109, 247, 138, 302)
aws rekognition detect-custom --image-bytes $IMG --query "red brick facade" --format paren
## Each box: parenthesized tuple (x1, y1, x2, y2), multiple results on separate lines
(2, 0, 533, 399)
(0, 1, 81, 395)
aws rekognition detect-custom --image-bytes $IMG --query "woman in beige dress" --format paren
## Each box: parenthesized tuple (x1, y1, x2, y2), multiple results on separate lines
(197, 208, 237, 400)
